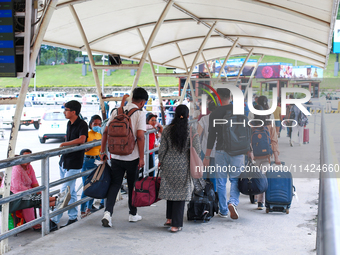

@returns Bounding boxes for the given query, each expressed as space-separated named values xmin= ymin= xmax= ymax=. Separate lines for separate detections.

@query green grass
xmin=0 ymin=61 xmax=178 ymax=87
xmin=1 ymin=55 xmax=340 ymax=89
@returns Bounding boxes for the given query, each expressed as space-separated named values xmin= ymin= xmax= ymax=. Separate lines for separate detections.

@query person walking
xmin=287 ymin=95 xmax=304 ymax=147
xmin=273 ymin=97 xmax=282 ymax=138
xmin=197 ymin=98 xmax=217 ymax=191
xmin=80 ymin=115 xmax=102 ymax=218
xmin=203 ymin=88 xmax=246 ymax=220
xmin=100 ymin=88 xmax=148 ymax=228
xmin=159 ymin=105 xmax=200 ymax=233
xmin=51 ymin=100 xmax=88 ymax=231
xmin=250 ymin=102 xmax=281 ymax=210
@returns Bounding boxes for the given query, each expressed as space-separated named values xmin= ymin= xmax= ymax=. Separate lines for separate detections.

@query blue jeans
xmin=214 ymin=150 xmax=244 ymax=215
xmin=52 ymin=166 xmax=81 ymax=224
xmin=200 ymin=150 xmax=216 ymax=191
xmin=80 ymin=156 xmax=99 ymax=212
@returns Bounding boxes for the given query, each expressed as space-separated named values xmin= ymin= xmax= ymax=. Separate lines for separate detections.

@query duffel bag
xmin=83 ymin=162 xmax=111 ymax=199
xmin=131 ymin=170 xmax=161 ymax=207
xmin=238 ymin=160 xmax=268 ymax=195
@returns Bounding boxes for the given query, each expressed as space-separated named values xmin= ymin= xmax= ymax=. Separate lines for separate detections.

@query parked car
xmin=64 ymin=94 xmax=82 ymax=104
xmin=2 ymin=101 xmax=43 ymax=130
xmin=38 ymin=110 xmax=68 ymax=143
xmin=84 ymin=94 xmax=99 ymax=104
xmin=45 ymin=93 xmax=64 ymax=105
xmin=27 ymin=92 xmax=48 ymax=105
xmin=112 ymin=91 xmax=129 ymax=97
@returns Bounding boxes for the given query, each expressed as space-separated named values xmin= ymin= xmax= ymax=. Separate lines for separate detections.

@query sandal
xmin=164 ymin=219 xmax=171 ymax=227
xmin=32 ymin=224 xmax=41 ymax=231
xmin=170 ymin=227 xmax=182 ymax=233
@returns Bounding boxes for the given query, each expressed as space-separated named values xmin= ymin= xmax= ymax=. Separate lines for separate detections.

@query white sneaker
xmin=218 ymin=211 xmax=228 ymax=218
xmin=129 ymin=213 xmax=142 ymax=222
xmin=55 ymin=186 xmax=71 ymax=210
xmin=101 ymin=211 xmax=112 ymax=227
xmin=289 ymin=140 xmax=294 ymax=147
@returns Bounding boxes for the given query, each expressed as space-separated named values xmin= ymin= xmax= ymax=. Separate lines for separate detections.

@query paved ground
xmin=3 ymin=113 xmax=332 ymax=255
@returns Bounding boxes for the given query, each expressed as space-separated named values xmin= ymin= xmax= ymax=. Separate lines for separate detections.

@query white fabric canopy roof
xmin=43 ymin=0 xmax=339 ymax=69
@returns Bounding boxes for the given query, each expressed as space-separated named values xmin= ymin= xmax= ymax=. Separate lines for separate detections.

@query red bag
xmin=131 ymin=173 xmax=161 ymax=207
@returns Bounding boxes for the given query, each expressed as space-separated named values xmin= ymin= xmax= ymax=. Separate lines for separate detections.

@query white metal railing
xmin=316 ymin=109 xmax=340 ymax=254
xmin=0 ymin=118 xmax=197 ymax=249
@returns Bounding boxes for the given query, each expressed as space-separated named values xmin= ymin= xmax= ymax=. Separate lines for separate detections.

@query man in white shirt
xmin=100 ymin=87 xmax=148 ymax=227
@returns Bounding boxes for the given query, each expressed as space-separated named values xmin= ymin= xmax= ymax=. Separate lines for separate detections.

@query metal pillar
xmin=23 ymin=0 xmax=33 ymax=75
xmin=201 ymin=52 xmax=212 ymax=78
xmin=217 ymin=59 xmax=228 ymax=77
xmin=41 ymin=157 xmax=50 ymax=236
xmin=244 ymin=54 xmax=264 ymax=98
xmin=69 ymin=5 xmax=106 ymax=120
xmin=176 ymin=43 xmax=197 ymax=111
xmin=1 ymin=1 xmax=59 ymax=253
xmin=235 ymin=48 xmax=254 ymax=83
xmin=179 ymin=22 xmax=217 ymax=104
xmin=137 ymin=28 xmax=165 ymax=124
xmin=130 ymin=0 xmax=173 ymax=93
xmin=218 ymin=38 xmax=240 ymax=78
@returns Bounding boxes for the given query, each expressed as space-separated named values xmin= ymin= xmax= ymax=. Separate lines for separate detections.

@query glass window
xmin=44 ymin=112 xmax=66 ymax=121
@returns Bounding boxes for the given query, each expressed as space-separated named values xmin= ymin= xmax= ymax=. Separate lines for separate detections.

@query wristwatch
xmin=100 ymin=151 xmax=105 ymax=155
xmin=204 ymin=156 xmax=210 ymax=159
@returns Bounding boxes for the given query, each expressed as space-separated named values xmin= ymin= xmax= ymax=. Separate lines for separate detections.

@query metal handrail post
xmin=144 ymin=131 xmax=149 ymax=176
xmin=41 ymin=157 xmax=50 ymax=236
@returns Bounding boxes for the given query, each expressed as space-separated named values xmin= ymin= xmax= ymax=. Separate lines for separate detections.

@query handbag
xmin=131 ymin=169 xmax=161 ymax=207
xmin=190 ymin=127 xmax=204 ymax=179
xmin=0 ymin=193 xmax=41 ymax=213
xmin=83 ymin=162 xmax=111 ymax=199
xmin=238 ymin=159 xmax=268 ymax=195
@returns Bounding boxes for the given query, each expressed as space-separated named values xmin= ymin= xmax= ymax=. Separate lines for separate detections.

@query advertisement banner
xmin=292 ymin=66 xmax=323 ymax=79
xmin=334 ymin=20 xmax=340 ymax=53
xmin=255 ymin=63 xmax=292 ymax=79
xmin=215 ymin=58 xmax=257 ymax=77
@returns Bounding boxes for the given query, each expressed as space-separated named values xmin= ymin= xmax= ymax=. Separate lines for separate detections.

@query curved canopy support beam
xmin=238 ymin=0 xmax=330 ymax=28
xmin=128 ymin=34 xmax=324 ymax=59
xmin=131 ymin=0 xmax=174 ymax=91
xmin=162 ymin=45 xmax=326 ymax=67
xmin=179 ymin=22 xmax=217 ymax=104
xmin=88 ymin=18 xmax=326 ymax=50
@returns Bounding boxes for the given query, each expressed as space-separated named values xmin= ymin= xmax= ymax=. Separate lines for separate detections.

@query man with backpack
xmin=203 ymin=88 xmax=251 ymax=220
xmin=99 ymin=88 xmax=148 ymax=227
xmin=288 ymin=95 xmax=308 ymax=147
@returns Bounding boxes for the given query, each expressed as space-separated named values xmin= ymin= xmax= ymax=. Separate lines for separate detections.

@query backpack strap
xmin=117 ymin=107 xmax=124 ymax=115
xmin=126 ymin=108 xmax=141 ymax=117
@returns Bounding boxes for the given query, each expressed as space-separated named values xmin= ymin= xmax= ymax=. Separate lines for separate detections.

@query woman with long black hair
xmin=158 ymin=105 xmax=200 ymax=233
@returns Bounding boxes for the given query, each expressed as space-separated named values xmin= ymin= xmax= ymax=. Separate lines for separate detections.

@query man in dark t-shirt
xmin=51 ymin=100 xmax=88 ymax=231
xmin=203 ymin=88 xmax=246 ymax=220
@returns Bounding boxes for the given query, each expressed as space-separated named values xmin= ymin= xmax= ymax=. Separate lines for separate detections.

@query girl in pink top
xmin=10 ymin=149 xmax=41 ymax=230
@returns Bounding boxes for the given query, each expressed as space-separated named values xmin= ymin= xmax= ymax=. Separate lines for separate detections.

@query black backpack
xmin=222 ymin=110 xmax=251 ymax=156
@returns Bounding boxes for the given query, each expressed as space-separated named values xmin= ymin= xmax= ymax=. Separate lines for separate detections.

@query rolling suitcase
xmin=265 ymin=163 xmax=294 ymax=214
xmin=303 ymin=128 xmax=309 ymax=144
